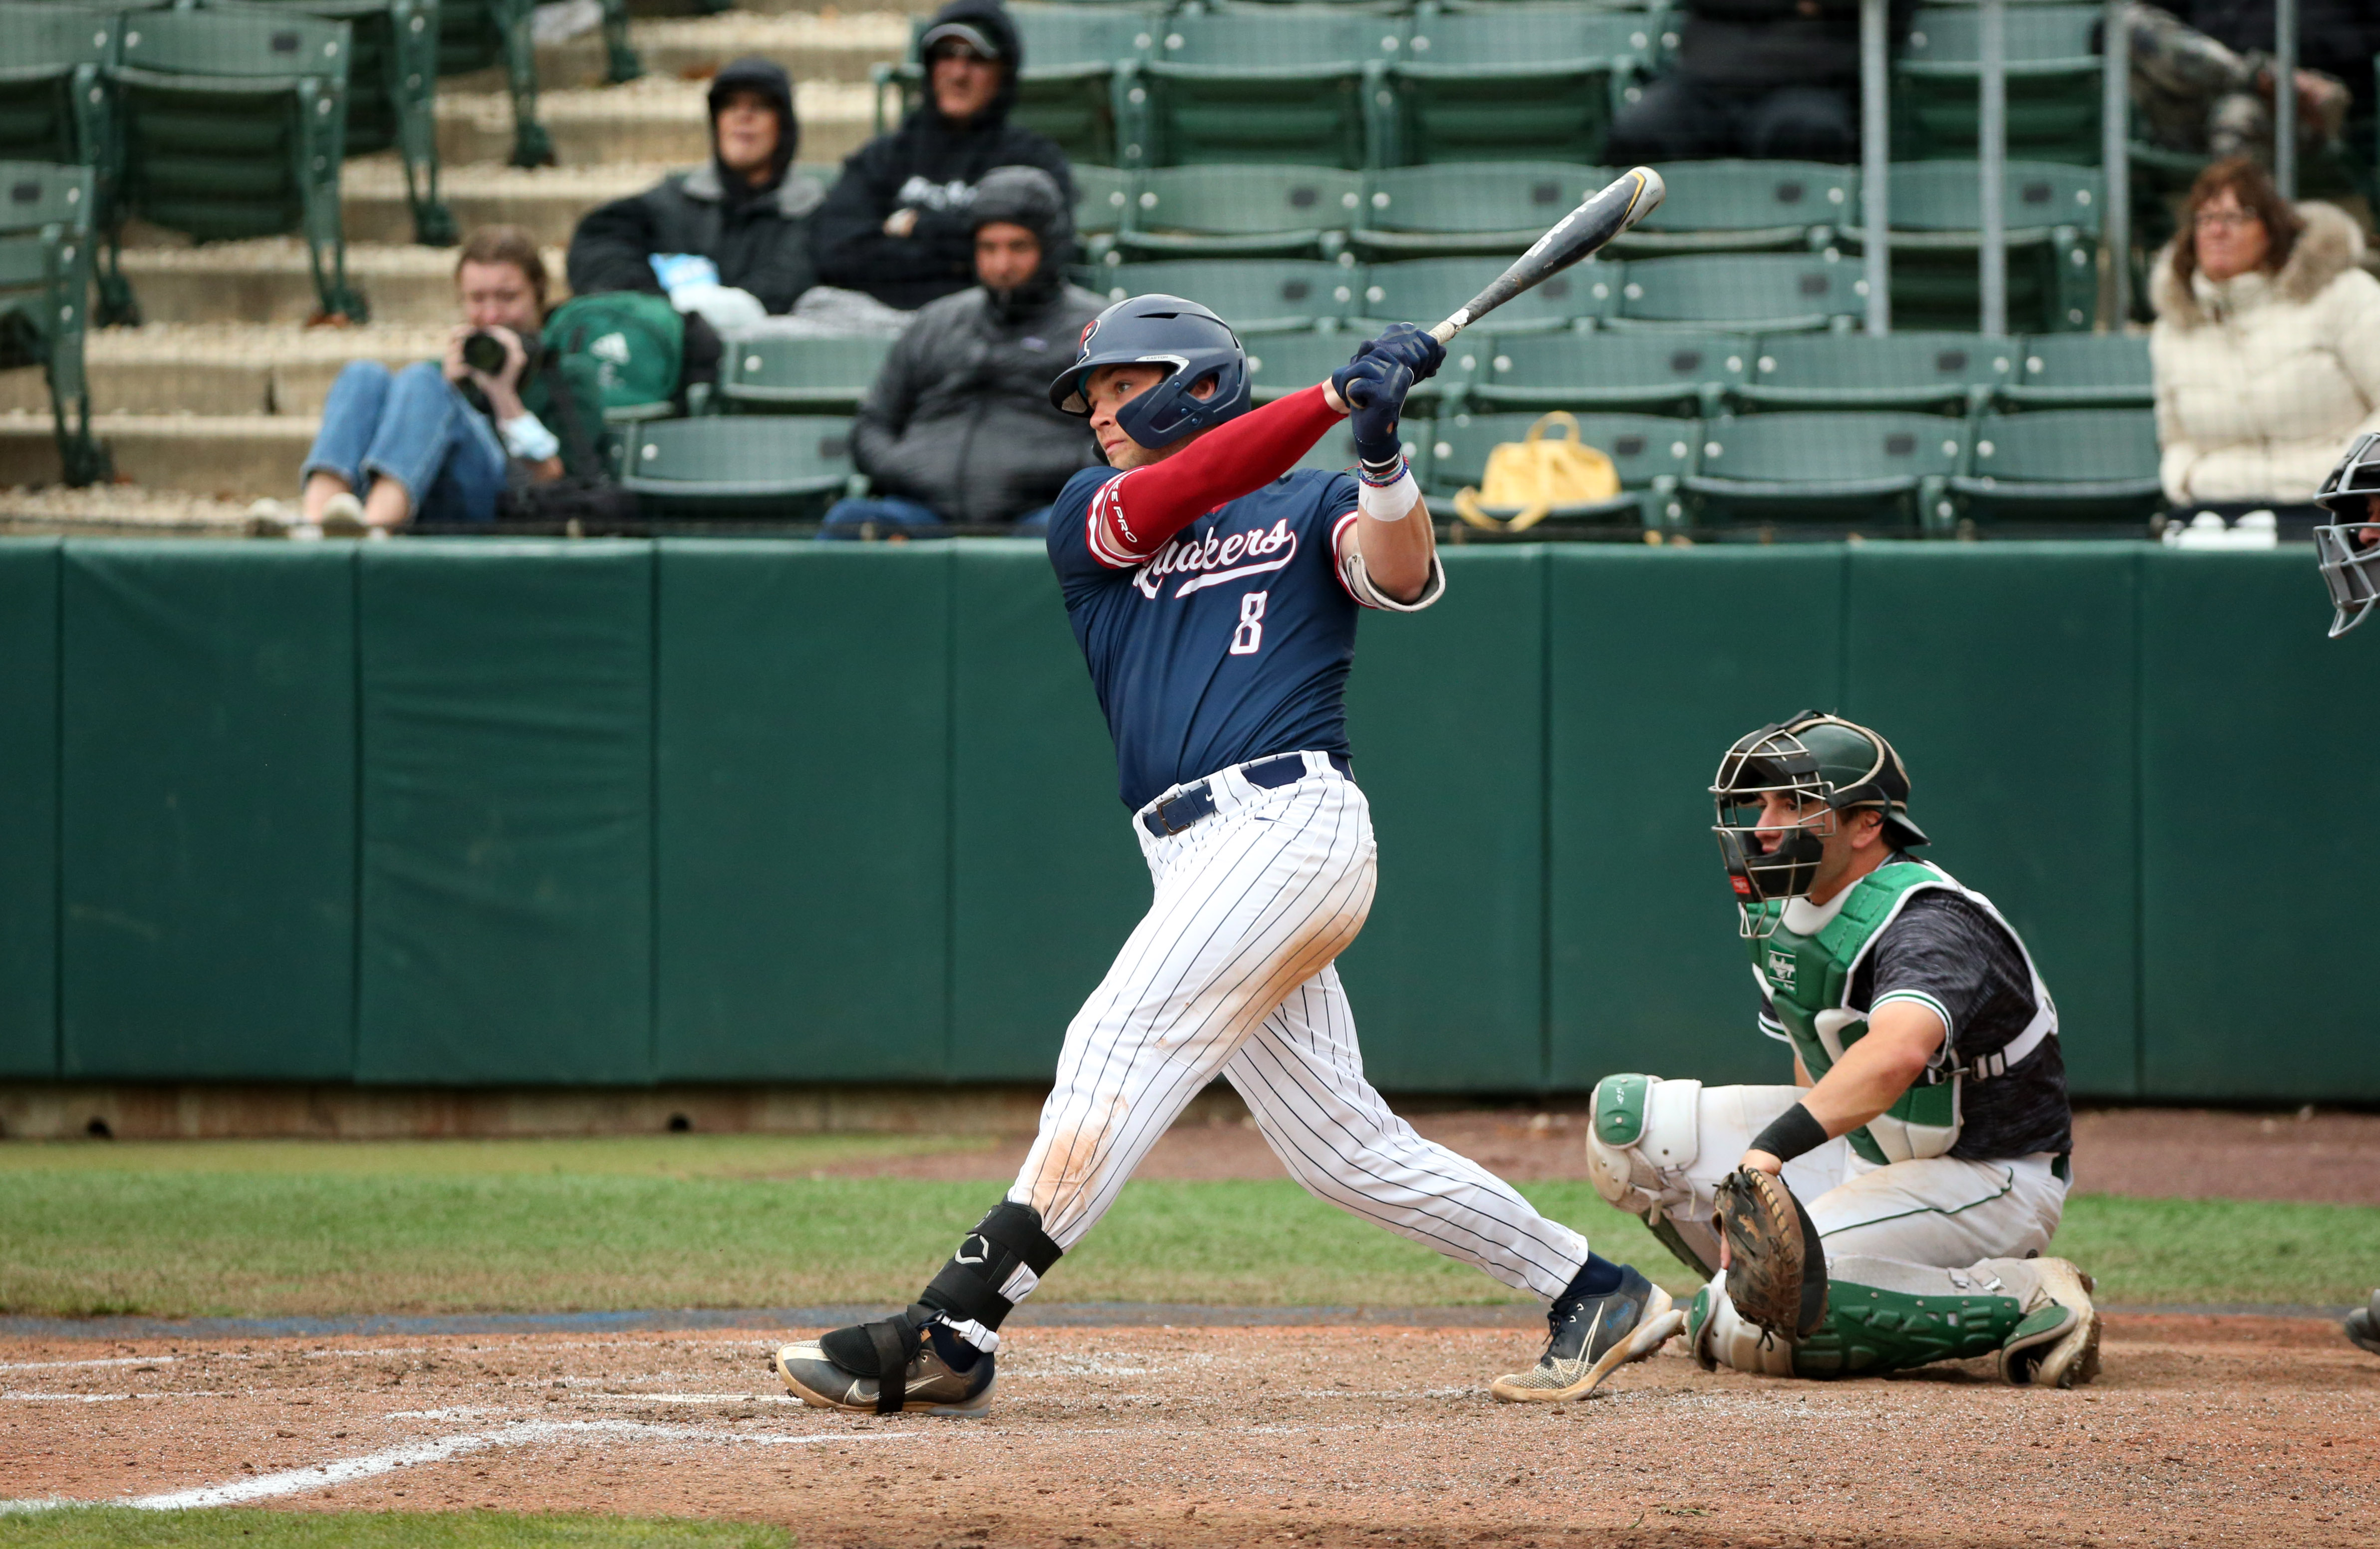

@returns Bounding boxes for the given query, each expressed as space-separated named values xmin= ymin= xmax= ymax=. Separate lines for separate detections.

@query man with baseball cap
xmin=1583 ymin=712 xmax=2105 ymax=1386
xmin=811 ymin=0 xmax=1073 ymax=310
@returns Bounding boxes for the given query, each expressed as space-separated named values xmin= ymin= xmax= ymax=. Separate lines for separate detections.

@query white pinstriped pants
xmin=999 ymin=753 xmax=1592 ymax=1306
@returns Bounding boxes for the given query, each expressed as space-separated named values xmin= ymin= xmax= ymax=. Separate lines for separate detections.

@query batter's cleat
xmin=774 ymin=1315 xmax=997 ymax=1418
xmin=1491 ymin=1263 xmax=1684 ymax=1403
xmin=1997 ymin=1257 xmax=2100 ymax=1389
xmin=2343 ymin=1289 xmax=2380 ymax=1356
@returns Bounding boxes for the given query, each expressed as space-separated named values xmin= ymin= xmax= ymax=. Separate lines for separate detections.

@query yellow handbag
xmin=1452 ymin=411 xmax=1621 ymax=533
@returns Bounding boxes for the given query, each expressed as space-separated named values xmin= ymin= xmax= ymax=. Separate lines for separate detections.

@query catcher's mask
xmin=2313 ymin=430 xmax=2380 ymax=638
xmin=1711 ymin=712 xmax=1928 ymax=936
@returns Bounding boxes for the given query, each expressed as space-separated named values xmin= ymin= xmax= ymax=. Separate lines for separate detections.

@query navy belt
xmin=1142 ymin=752 xmax=1352 ymax=839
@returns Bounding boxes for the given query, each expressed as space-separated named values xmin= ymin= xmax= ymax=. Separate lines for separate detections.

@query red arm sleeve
xmin=1083 ymin=384 xmax=1346 ymax=569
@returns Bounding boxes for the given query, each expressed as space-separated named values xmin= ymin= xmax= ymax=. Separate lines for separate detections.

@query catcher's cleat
xmin=2343 ymin=1290 xmax=2380 ymax=1357
xmin=1997 ymin=1257 xmax=2100 ymax=1389
xmin=1491 ymin=1263 xmax=1684 ymax=1403
xmin=775 ymin=1313 xmax=997 ymax=1418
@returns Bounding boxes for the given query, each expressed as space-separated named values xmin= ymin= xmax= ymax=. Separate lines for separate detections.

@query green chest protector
xmin=1744 ymin=859 xmax=2055 ymax=1167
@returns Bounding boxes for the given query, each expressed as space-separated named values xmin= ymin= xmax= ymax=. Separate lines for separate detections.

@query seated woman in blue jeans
xmin=302 ymin=226 xmax=595 ymax=530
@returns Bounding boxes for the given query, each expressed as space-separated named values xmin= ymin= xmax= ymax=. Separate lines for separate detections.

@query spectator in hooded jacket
xmin=1604 ymin=0 xmax=1912 ymax=164
xmin=2151 ymin=157 xmax=2380 ymax=528
xmin=810 ymin=0 xmax=1073 ymax=311
xmin=567 ymin=56 xmax=820 ymax=326
xmin=820 ymin=166 xmax=1102 ymax=537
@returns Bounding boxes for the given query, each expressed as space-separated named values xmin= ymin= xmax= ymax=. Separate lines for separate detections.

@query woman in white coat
xmin=2151 ymin=156 xmax=2380 ymax=529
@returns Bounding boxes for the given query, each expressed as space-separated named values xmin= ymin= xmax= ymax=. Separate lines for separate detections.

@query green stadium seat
xmin=1421 ymin=408 xmax=1696 ymax=525
xmin=1112 ymin=164 xmax=1362 ymax=261
xmin=1130 ymin=9 xmax=1407 ymax=169
xmin=1842 ymin=161 xmax=2101 ymax=332
xmin=1682 ymin=410 xmax=1966 ymax=528
xmin=1463 ymin=329 xmax=1746 ymax=417
xmin=1996 ymin=332 xmax=2151 ymax=409
xmin=717 ymin=335 xmax=896 ymax=417
xmin=1729 ymin=331 xmax=2014 ymax=413
xmin=1945 ymin=407 xmax=2162 ymax=528
xmin=1245 ymin=328 xmax=1356 ymax=404
xmin=1384 ymin=6 xmax=1650 ymax=165
xmin=1605 ymin=159 xmax=1852 ymax=257
xmin=1092 ymin=258 xmax=1359 ymax=332
xmin=0 ymin=5 xmax=134 ymax=321
xmin=206 ymin=0 xmax=452 ymax=245
xmin=1357 ymin=254 xmax=1610 ymax=333
xmin=110 ymin=6 xmax=365 ymax=319
xmin=433 ymin=0 xmax=552 ymax=167
xmin=1893 ymin=3 xmax=2102 ymax=164
xmin=0 ymin=160 xmax=106 ymax=485
xmin=1349 ymin=161 xmax=1603 ymax=260
xmin=1074 ymin=162 xmax=1132 ymax=254
xmin=621 ymin=415 xmax=858 ymax=521
xmin=1607 ymin=253 xmax=1866 ymax=332
xmin=879 ymin=5 xmax=1157 ymax=166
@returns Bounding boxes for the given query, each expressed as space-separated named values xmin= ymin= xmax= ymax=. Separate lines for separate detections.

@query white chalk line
xmin=0 ymin=1417 xmax=922 ymax=1514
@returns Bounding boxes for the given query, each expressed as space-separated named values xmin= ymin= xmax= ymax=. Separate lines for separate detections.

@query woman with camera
xmin=297 ymin=227 xmax=602 ymax=532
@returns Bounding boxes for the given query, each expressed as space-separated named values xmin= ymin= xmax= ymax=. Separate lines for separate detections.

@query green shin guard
xmin=1791 ymin=1280 xmax=2030 ymax=1378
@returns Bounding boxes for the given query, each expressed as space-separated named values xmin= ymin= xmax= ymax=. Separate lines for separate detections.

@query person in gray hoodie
xmin=821 ymin=166 xmax=1102 ymax=536
xmin=566 ymin=56 xmax=821 ymax=316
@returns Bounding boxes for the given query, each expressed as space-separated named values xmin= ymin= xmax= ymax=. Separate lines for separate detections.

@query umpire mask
xmin=1711 ymin=712 xmax=1927 ymax=937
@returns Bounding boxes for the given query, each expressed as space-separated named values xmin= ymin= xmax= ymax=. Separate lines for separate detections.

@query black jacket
xmin=852 ymin=282 xmax=1104 ymax=524
xmin=565 ymin=57 xmax=821 ymax=314
xmin=810 ymin=0 xmax=1073 ymax=310
xmin=1675 ymin=0 xmax=1914 ymax=88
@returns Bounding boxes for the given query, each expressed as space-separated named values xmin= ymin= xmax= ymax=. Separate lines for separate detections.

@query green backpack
xmin=541 ymin=292 xmax=684 ymax=416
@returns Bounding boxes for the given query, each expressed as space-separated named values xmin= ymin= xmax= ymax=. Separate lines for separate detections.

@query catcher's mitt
xmin=1714 ymin=1167 xmax=1829 ymax=1339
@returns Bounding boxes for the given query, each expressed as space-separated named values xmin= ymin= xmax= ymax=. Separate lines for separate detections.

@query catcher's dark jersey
xmin=1760 ymin=888 xmax=2072 ymax=1164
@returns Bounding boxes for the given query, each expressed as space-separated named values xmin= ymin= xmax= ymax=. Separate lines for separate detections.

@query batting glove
xmin=1333 ymin=354 xmax=1416 ymax=465
xmin=1361 ymin=321 xmax=1447 ymax=384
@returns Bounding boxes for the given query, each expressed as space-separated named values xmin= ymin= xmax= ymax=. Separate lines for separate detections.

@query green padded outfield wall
xmin=356 ymin=543 xmax=655 ymax=1085
xmin=2139 ymin=550 xmax=2380 ymax=1101
xmin=655 ymin=544 xmax=951 ymax=1082
xmin=1842 ymin=545 xmax=2141 ymax=1098
xmin=1340 ymin=547 xmax=1546 ymax=1091
xmin=13 ymin=540 xmax=2378 ymax=1099
xmin=0 ymin=540 xmax=58 ymax=1076
xmin=59 ymin=545 xmax=356 ymax=1080
xmin=1545 ymin=547 xmax=1846 ymax=1089
xmin=947 ymin=542 xmax=1147 ymax=1083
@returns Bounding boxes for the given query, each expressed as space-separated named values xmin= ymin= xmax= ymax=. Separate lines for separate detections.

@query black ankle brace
xmin=918 ymin=1201 xmax=1064 ymax=1332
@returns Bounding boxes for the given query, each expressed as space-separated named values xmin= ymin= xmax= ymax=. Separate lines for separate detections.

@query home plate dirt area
xmin=3 ymin=1314 xmax=2374 ymax=1548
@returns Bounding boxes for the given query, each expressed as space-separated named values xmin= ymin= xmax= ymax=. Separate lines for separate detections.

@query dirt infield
xmin=5 ymin=1313 xmax=2375 ymax=1547
xmin=819 ymin=1105 xmax=2380 ymax=1206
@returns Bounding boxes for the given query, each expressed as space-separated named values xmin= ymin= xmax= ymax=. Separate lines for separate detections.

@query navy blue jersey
xmin=1049 ymin=464 xmax=1369 ymax=811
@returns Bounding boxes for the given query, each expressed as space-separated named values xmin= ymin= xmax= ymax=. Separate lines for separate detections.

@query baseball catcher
xmin=1585 ymin=713 xmax=2102 ymax=1386
xmin=2314 ymin=429 xmax=2380 ymax=637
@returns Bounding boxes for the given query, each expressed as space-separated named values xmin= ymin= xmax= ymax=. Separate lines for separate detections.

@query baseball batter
xmin=775 ymin=295 xmax=1678 ymax=1416
xmin=1586 ymin=712 xmax=2103 ymax=1385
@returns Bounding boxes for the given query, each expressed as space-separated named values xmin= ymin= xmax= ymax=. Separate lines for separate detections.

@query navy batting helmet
xmin=1049 ymin=294 xmax=1251 ymax=451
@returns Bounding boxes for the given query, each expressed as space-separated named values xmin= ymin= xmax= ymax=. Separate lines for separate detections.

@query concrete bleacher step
xmin=434 ymin=77 xmax=875 ymax=170
xmin=0 ymin=324 xmax=450 ymax=420
xmin=0 ymin=413 xmax=314 ymax=501
xmin=111 ymin=238 xmax=568 ymax=325
xmin=339 ymin=160 xmax=669 ymax=248
xmin=446 ymin=10 xmax=913 ymax=92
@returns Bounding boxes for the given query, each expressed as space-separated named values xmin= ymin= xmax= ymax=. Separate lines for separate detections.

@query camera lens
xmin=461 ymin=330 xmax=506 ymax=375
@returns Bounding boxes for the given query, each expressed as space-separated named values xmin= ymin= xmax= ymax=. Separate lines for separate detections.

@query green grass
xmin=0 ymin=1509 xmax=783 ymax=1548
xmin=0 ymin=1141 xmax=2370 ymax=1318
